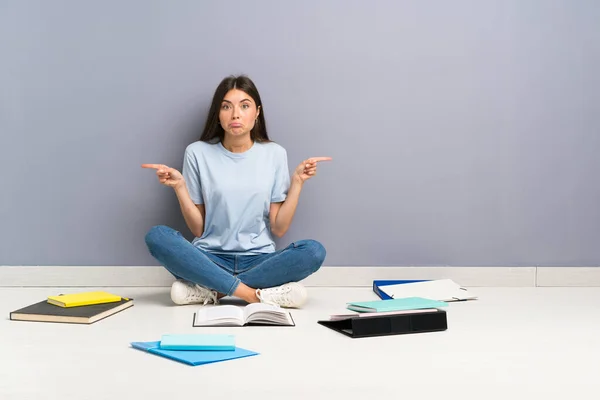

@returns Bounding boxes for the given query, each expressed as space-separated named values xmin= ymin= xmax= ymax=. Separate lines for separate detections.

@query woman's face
xmin=219 ymin=89 xmax=260 ymax=138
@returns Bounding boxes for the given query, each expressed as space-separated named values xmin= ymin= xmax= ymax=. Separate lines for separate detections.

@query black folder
xmin=317 ymin=309 xmax=447 ymax=338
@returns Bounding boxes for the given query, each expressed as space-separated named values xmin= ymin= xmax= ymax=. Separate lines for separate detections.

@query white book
xmin=193 ymin=303 xmax=295 ymax=327
xmin=379 ymin=279 xmax=478 ymax=302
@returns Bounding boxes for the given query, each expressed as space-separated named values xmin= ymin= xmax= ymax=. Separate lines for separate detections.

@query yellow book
xmin=47 ymin=291 xmax=123 ymax=308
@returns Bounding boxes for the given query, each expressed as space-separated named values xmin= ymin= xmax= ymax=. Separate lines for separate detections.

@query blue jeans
xmin=144 ymin=225 xmax=326 ymax=295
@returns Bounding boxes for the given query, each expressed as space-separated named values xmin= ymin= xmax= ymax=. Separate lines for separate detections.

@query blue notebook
xmin=159 ymin=334 xmax=235 ymax=351
xmin=346 ymin=297 xmax=448 ymax=312
xmin=131 ymin=341 xmax=258 ymax=366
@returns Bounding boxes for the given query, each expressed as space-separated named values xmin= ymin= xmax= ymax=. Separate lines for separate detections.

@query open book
xmin=193 ymin=303 xmax=295 ymax=327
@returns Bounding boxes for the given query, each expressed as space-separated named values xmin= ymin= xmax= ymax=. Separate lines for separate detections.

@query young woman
xmin=142 ymin=75 xmax=331 ymax=308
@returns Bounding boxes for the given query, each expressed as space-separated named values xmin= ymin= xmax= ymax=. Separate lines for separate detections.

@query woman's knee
xmin=144 ymin=225 xmax=175 ymax=249
xmin=295 ymin=239 xmax=327 ymax=271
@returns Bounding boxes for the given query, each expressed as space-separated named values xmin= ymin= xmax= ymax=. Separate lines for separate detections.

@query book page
xmin=194 ymin=305 xmax=244 ymax=326
xmin=244 ymin=303 xmax=293 ymax=325
xmin=243 ymin=303 xmax=281 ymax=320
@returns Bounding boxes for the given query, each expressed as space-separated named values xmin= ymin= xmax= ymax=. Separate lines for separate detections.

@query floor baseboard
xmin=0 ymin=265 xmax=541 ymax=287
xmin=2 ymin=265 xmax=600 ymax=287
xmin=536 ymin=267 xmax=600 ymax=287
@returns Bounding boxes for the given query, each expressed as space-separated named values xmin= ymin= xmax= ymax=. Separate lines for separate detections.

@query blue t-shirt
xmin=182 ymin=140 xmax=290 ymax=255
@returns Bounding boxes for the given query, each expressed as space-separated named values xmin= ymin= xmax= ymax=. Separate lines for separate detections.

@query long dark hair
xmin=199 ymin=75 xmax=270 ymax=143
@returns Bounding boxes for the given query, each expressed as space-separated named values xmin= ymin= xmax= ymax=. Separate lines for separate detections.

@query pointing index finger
xmin=141 ymin=163 xmax=166 ymax=170
xmin=308 ymin=157 xmax=333 ymax=163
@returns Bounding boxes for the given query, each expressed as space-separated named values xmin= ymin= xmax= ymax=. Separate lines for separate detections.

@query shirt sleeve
xmin=271 ymin=147 xmax=290 ymax=203
xmin=182 ymin=146 xmax=204 ymax=204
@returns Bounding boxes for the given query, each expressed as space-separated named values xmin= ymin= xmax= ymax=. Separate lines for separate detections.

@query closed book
xmin=10 ymin=298 xmax=133 ymax=324
xmin=47 ymin=291 xmax=123 ymax=307
xmin=159 ymin=334 xmax=235 ymax=351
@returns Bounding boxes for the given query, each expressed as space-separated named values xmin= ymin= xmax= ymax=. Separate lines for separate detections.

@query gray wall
xmin=1 ymin=0 xmax=599 ymax=267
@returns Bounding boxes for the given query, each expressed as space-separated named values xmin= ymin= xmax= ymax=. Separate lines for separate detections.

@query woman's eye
xmin=242 ymin=104 xmax=249 ymax=109
xmin=221 ymin=104 xmax=230 ymax=110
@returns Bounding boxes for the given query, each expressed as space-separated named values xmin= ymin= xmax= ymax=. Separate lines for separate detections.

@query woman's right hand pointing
xmin=141 ymin=164 xmax=185 ymax=189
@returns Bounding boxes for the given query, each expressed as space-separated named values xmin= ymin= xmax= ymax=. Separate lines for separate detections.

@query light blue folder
xmin=131 ymin=341 xmax=258 ymax=366
xmin=159 ymin=334 xmax=235 ymax=351
xmin=346 ymin=297 xmax=448 ymax=312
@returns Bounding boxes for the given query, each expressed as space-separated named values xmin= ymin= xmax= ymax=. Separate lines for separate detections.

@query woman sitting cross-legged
xmin=142 ymin=75 xmax=331 ymax=308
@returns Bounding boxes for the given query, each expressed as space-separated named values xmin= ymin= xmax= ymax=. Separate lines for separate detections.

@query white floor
xmin=2 ymin=286 xmax=600 ymax=400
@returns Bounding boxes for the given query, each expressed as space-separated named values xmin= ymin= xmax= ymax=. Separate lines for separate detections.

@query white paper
xmin=380 ymin=279 xmax=477 ymax=301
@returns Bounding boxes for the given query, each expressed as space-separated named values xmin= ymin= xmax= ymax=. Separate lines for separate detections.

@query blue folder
xmin=373 ymin=280 xmax=430 ymax=300
xmin=159 ymin=334 xmax=236 ymax=351
xmin=131 ymin=341 xmax=258 ymax=366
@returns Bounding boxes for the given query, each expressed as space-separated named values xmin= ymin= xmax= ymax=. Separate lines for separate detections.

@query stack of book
xmin=9 ymin=291 xmax=133 ymax=324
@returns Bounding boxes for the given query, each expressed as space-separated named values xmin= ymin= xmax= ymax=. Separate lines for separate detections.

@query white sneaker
xmin=256 ymin=282 xmax=307 ymax=308
xmin=170 ymin=279 xmax=219 ymax=306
